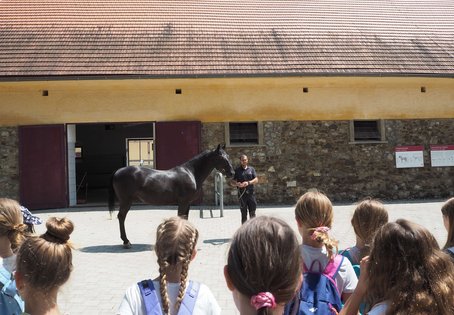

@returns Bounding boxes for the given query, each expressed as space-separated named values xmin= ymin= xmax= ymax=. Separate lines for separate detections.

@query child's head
xmin=367 ymin=219 xmax=454 ymax=314
xmin=225 ymin=216 xmax=301 ymax=315
xmin=15 ymin=217 xmax=74 ymax=292
xmin=351 ymin=198 xmax=388 ymax=258
xmin=294 ymin=190 xmax=338 ymax=258
xmin=155 ymin=216 xmax=199 ymax=314
xmin=441 ymin=197 xmax=454 ymax=249
xmin=0 ymin=198 xmax=28 ymax=252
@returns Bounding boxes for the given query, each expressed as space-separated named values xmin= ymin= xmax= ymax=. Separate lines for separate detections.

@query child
xmin=441 ymin=197 xmax=454 ymax=258
xmin=14 ymin=216 xmax=75 ymax=315
xmin=224 ymin=216 xmax=302 ymax=315
xmin=0 ymin=198 xmax=28 ymax=315
xmin=340 ymin=219 xmax=454 ymax=315
xmin=118 ymin=216 xmax=220 ymax=315
xmin=294 ymin=191 xmax=358 ymax=306
xmin=341 ymin=198 xmax=388 ymax=268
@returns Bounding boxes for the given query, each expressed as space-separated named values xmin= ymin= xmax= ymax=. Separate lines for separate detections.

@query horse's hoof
xmin=123 ymin=242 xmax=132 ymax=249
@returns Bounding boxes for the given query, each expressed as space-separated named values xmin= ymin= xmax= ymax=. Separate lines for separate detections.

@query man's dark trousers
xmin=239 ymin=190 xmax=257 ymax=224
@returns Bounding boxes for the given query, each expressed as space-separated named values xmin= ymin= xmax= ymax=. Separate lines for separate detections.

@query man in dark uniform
xmin=230 ymin=154 xmax=258 ymax=224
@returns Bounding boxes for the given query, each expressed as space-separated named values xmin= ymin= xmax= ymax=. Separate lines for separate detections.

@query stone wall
xmin=201 ymin=119 xmax=454 ymax=205
xmin=0 ymin=127 xmax=19 ymax=199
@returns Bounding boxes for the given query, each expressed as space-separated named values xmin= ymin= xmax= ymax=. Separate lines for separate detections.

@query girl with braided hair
xmin=294 ymin=190 xmax=358 ymax=304
xmin=118 ymin=216 xmax=220 ymax=315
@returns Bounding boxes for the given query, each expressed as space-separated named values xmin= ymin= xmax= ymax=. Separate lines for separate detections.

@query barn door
xmin=155 ymin=121 xmax=201 ymax=170
xmin=19 ymin=125 xmax=68 ymax=209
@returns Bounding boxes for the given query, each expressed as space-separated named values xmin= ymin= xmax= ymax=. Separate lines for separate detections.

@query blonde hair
xmin=227 ymin=216 xmax=301 ymax=315
xmin=441 ymin=197 xmax=454 ymax=249
xmin=351 ymin=198 xmax=388 ymax=259
xmin=367 ymin=219 xmax=454 ymax=315
xmin=16 ymin=217 xmax=74 ymax=291
xmin=0 ymin=198 xmax=28 ymax=250
xmin=155 ymin=217 xmax=198 ymax=314
xmin=295 ymin=190 xmax=338 ymax=258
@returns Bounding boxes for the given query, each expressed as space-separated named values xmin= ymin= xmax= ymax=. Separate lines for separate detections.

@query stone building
xmin=0 ymin=0 xmax=453 ymax=209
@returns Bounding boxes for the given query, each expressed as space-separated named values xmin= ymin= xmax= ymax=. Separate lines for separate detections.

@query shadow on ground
xmin=79 ymin=244 xmax=153 ymax=253
xmin=203 ymin=238 xmax=231 ymax=245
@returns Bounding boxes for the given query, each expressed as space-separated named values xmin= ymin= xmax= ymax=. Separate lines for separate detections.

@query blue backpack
xmin=137 ymin=279 xmax=200 ymax=315
xmin=340 ymin=248 xmax=361 ymax=278
xmin=285 ymin=255 xmax=344 ymax=315
xmin=0 ymin=267 xmax=24 ymax=315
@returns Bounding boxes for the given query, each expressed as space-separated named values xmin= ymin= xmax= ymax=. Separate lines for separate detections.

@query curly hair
xmin=366 ymin=219 xmax=454 ymax=315
xmin=351 ymin=198 xmax=388 ymax=260
xmin=441 ymin=197 xmax=454 ymax=249
xmin=155 ymin=217 xmax=198 ymax=314
xmin=295 ymin=190 xmax=338 ymax=259
xmin=226 ymin=216 xmax=301 ymax=315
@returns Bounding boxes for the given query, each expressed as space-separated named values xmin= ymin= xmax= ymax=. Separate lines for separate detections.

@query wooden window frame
xmin=349 ymin=119 xmax=387 ymax=144
xmin=225 ymin=122 xmax=264 ymax=146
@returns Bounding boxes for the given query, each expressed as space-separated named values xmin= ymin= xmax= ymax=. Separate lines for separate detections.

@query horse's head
xmin=214 ymin=144 xmax=235 ymax=178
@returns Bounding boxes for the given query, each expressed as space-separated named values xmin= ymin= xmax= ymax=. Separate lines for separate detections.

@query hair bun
xmin=43 ymin=217 xmax=74 ymax=244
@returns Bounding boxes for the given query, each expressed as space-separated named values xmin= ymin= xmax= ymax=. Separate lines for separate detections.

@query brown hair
xmin=155 ymin=217 xmax=199 ymax=314
xmin=227 ymin=216 xmax=301 ymax=315
xmin=367 ymin=219 xmax=454 ymax=315
xmin=441 ymin=197 xmax=454 ymax=249
xmin=295 ymin=190 xmax=338 ymax=258
xmin=351 ymin=198 xmax=388 ymax=259
xmin=16 ymin=217 xmax=74 ymax=291
xmin=0 ymin=198 xmax=28 ymax=250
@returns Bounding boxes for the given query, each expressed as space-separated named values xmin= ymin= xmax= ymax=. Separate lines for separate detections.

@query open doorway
xmin=69 ymin=122 xmax=154 ymax=205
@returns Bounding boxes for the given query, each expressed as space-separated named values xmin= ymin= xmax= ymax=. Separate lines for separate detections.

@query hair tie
xmin=250 ymin=292 xmax=276 ymax=310
xmin=310 ymin=226 xmax=330 ymax=240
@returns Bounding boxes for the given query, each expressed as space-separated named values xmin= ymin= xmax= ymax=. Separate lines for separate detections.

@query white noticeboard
xmin=395 ymin=146 xmax=424 ymax=168
xmin=431 ymin=145 xmax=454 ymax=167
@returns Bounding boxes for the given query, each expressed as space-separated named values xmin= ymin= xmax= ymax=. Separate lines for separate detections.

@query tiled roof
xmin=0 ymin=0 xmax=453 ymax=78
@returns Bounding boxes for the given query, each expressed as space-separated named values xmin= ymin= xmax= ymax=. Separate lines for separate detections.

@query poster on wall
xmin=430 ymin=145 xmax=454 ymax=167
xmin=395 ymin=146 xmax=424 ymax=168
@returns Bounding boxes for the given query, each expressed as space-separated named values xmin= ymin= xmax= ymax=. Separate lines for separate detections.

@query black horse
xmin=108 ymin=144 xmax=235 ymax=248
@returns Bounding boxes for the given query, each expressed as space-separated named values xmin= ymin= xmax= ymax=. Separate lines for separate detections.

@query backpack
xmin=285 ymin=255 xmax=344 ymax=315
xmin=446 ymin=247 xmax=454 ymax=260
xmin=340 ymin=248 xmax=361 ymax=278
xmin=137 ymin=279 xmax=200 ymax=315
xmin=0 ymin=267 xmax=24 ymax=315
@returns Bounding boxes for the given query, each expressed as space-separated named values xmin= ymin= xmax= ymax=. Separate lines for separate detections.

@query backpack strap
xmin=137 ymin=279 xmax=162 ymax=315
xmin=178 ymin=280 xmax=200 ymax=314
xmin=323 ymin=255 xmax=344 ymax=281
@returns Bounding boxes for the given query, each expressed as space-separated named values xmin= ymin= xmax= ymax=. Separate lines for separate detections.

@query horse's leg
xmin=118 ymin=201 xmax=132 ymax=249
xmin=177 ymin=203 xmax=190 ymax=220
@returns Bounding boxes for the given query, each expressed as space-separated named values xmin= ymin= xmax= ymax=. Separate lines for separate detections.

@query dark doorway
xmin=75 ymin=122 xmax=154 ymax=204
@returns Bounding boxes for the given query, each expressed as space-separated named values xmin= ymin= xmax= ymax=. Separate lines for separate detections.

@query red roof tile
xmin=0 ymin=0 xmax=453 ymax=78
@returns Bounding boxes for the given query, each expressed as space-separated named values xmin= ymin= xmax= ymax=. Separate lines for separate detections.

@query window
xmin=350 ymin=120 xmax=386 ymax=143
xmin=126 ymin=138 xmax=154 ymax=167
xmin=226 ymin=122 xmax=263 ymax=146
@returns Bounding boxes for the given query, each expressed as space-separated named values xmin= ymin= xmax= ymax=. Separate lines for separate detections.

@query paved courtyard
xmin=32 ymin=200 xmax=448 ymax=314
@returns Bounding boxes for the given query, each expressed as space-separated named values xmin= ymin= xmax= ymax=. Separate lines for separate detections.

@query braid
xmin=159 ymin=261 xmax=171 ymax=314
xmin=175 ymin=229 xmax=198 ymax=312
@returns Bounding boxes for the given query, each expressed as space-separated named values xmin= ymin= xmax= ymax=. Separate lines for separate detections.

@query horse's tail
xmin=108 ymin=173 xmax=116 ymax=215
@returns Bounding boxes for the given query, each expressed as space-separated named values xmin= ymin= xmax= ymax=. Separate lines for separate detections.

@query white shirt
xmin=0 ymin=254 xmax=16 ymax=273
xmin=367 ymin=301 xmax=389 ymax=315
xmin=300 ymin=244 xmax=358 ymax=294
xmin=117 ymin=279 xmax=221 ymax=315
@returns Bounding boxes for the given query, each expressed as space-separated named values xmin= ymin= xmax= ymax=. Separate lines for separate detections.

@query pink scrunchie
xmin=310 ymin=226 xmax=330 ymax=240
xmin=250 ymin=292 xmax=276 ymax=310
